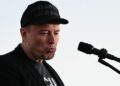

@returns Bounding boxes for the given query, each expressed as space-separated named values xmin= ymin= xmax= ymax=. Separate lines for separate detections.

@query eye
xmin=54 ymin=30 xmax=60 ymax=35
xmin=39 ymin=31 xmax=49 ymax=36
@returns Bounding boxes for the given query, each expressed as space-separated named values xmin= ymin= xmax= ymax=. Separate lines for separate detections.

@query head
xmin=20 ymin=1 xmax=68 ymax=63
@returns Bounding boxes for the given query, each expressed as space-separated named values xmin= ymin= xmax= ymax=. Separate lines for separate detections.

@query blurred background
xmin=0 ymin=0 xmax=120 ymax=85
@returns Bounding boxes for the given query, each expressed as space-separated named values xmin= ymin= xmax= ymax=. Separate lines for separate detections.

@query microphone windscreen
xmin=78 ymin=42 xmax=93 ymax=54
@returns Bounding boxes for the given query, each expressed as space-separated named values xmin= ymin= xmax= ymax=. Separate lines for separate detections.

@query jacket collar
xmin=13 ymin=44 xmax=36 ymax=64
xmin=13 ymin=44 xmax=46 ymax=85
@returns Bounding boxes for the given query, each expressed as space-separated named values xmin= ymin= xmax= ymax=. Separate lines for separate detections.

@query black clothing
xmin=35 ymin=62 xmax=58 ymax=85
xmin=0 ymin=44 xmax=64 ymax=86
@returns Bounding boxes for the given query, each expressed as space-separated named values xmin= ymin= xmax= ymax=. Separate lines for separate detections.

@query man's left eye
xmin=55 ymin=30 xmax=60 ymax=35
xmin=39 ymin=31 xmax=48 ymax=35
xmin=54 ymin=32 xmax=59 ymax=35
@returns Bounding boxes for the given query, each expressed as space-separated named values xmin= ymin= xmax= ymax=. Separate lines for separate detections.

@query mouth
xmin=47 ymin=48 xmax=56 ymax=53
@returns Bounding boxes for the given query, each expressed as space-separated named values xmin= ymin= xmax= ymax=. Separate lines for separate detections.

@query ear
xmin=20 ymin=28 xmax=28 ymax=41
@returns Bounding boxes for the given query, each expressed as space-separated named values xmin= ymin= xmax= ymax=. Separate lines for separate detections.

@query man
xmin=0 ymin=1 xmax=68 ymax=86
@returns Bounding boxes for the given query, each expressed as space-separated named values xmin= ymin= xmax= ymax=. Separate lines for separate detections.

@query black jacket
xmin=0 ymin=44 xmax=64 ymax=86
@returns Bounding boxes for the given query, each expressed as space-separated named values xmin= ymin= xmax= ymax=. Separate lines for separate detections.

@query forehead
xmin=31 ymin=24 xmax=60 ymax=30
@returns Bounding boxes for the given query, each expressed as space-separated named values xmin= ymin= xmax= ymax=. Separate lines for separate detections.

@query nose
xmin=48 ymin=34 xmax=55 ymax=44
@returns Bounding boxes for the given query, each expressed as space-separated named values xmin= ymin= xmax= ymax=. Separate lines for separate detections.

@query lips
xmin=48 ymin=48 xmax=56 ymax=53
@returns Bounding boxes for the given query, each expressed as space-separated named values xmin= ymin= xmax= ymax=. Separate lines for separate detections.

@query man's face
xmin=21 ymin=24 xmax=60 ymax=61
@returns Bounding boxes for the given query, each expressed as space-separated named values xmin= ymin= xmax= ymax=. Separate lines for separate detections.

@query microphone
xmin=78 ymin=42 xmax=120 ymax=62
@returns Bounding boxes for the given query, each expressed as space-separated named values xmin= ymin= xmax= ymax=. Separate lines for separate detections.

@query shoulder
xmin=0 ymin=51 xmax=17 ymax=66
xmin=0 ymin=48 xmax=26 ymax=75
xmin=0 ymin=45 xmax=25 ymax=69
xmin=0 ymin=50 xmax=17 ymax=62
xmin=0 ymin=44 xmax=26 ymax=65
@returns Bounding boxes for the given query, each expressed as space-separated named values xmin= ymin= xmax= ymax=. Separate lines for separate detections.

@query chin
xmin=45 ymin=54 xmax=55 ymax=60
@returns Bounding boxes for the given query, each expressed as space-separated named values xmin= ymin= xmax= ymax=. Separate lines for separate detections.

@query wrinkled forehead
xmin=29 ymin=24 xmax=60 ymax=31
xmin=36 ymin=23 xmax=60 ymax=27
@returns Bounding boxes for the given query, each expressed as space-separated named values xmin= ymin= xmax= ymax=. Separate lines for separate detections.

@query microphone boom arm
xmin=78 ymin=42 xmax=120 ymax=74
xmin=97 ymin=48 xmax=120 ymax=74
xmin=98 ymin=48 xmax=120 ymax=62
xmin=98 ymin=58 xmax=120 ymax=74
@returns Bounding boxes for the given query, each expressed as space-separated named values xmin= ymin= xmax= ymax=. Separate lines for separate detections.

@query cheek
xmin=55 ymin=36 xmax=59 ymax=44
xmin=33 ymin=37 xmax=47 ymax=49
xmin=31 ymin=40 xmax=45 ymax=55
xmin=57 ymin=37 xmax=59 ymax=42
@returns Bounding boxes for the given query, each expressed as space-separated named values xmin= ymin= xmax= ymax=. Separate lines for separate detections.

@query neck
xmin=21 ymin=43 xmax=43 ymax=64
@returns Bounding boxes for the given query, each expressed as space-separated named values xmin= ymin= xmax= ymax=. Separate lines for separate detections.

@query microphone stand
xmin=97 ymin=48 xmax=120 ymax=74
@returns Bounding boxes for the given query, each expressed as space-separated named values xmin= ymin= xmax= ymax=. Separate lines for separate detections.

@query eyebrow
xmin=39 ymin=29 xmax=60 ymax=32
